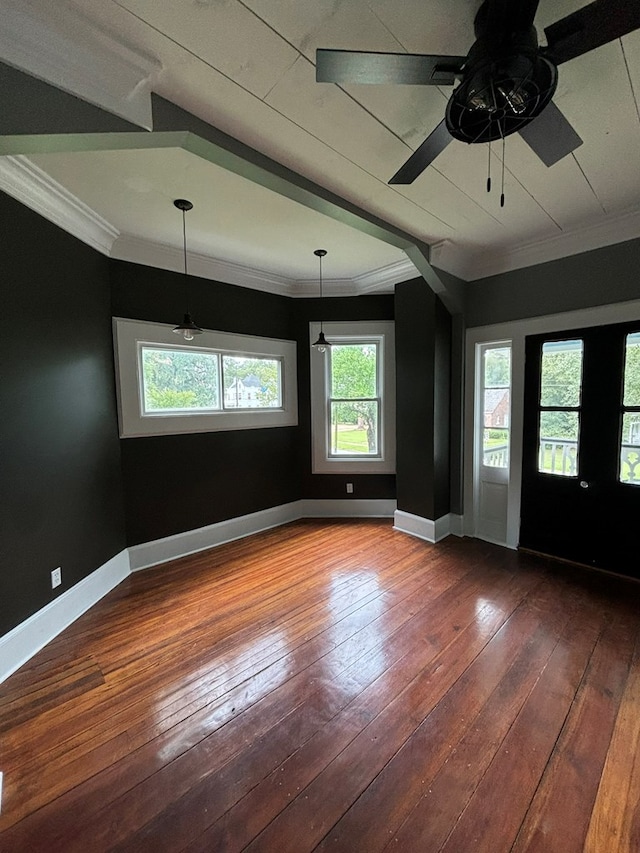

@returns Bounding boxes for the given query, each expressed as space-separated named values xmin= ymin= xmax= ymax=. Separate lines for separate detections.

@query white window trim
xmin=310 ymin=320 xmax=395 ymax=474
xmin=114 ymin=318 xmax=298 ymax=438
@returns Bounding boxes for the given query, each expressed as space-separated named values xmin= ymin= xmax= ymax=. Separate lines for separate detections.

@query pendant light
xmin=311 ymin=248 xmax=329 ymax=352
xmin=172 ymin=198 xmax=203 ymax=341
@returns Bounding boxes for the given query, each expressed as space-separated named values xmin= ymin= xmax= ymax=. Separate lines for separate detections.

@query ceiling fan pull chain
xmin=500 ymin=135 xmax=506 ymax=207
xmin=487 ymin=140 xmax=492 ymax=193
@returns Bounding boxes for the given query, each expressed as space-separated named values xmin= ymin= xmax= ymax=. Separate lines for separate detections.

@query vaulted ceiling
xmin=1 ymin=0 xmax=639 ymax=294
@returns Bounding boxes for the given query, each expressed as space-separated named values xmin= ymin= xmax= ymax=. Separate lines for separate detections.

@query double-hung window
xmin=310 ymin=321 xmax=395 ymax=474
xmin=114 ymin=318 xmax=297 ymax=437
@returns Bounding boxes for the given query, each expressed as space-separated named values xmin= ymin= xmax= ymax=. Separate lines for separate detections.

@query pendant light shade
xmin=311 ymin=248 xmax=329 ymax=352
xmin=172 ymin=198 xmax=203 ymax=341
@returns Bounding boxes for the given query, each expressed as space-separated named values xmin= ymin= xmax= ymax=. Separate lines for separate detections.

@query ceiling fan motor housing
xmin=446 ymin=20 xmax=558 ymax=144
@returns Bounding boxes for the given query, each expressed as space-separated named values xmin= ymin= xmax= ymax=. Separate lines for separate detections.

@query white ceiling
xmin=1 ymin=0 xmax=640 ymax=293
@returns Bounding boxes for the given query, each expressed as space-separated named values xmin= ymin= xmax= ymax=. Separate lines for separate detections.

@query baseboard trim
xmin=1 ymin=498 xmax=398 ymax=680
xmin=129 ymin=499 xmax=397 ymax=570
xmin=297 ymin=498 xmax=397 ymax=519
xmin=0 ymin=549 xmax=130 ymax=685
xmin=393 ymin=510 xmax=462 ymax=543
xmin=128 ymin=502 xmax=302 ymax=571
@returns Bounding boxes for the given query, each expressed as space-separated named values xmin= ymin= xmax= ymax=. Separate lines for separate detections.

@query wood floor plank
xmin=219 ymin=570 xmax=540 ymax=852
xmin=583 ymin=631 xmax=640 ymax=853
xmin=510 ymin=607 xmax=639 ymax=852
xmin=0 ymin=537 xmax=466 ymax=832
xmin=432 ymin=610 xmax=607 ymax=852
xmin=103 ymin=553 xmax=535 ymax=853
xmin=0 ymin=521 xmax=638 ymax=853
xmin=315 ymin=573 xmax=578 ymax=852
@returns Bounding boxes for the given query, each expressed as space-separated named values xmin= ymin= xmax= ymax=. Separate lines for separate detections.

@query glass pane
xmin=483 ymin=428 xmax=509 ymax=468
xmin=620 ymin=413 xmax=640 ymax=485
xmin=222 ymin=356 xmax=281 ymax=409
xmin=484 ymin=387 xmax=510 ymax=429
xmin=540 ymin=339 xmax=583 ymax=407
xmin=623 ymin=332 xmax=640 ymax=407
xmin=538 ymin=411 xmax=579 ymax=476
xmin=484 ymin=347 xmax=510 ymax=388
xmin=141 ymin=347 xmax=219 ymax=412
xmin=330 ymin=343 xmax=377 ymax=399
xmin=330 ymin=400 xmax=378 ymax=455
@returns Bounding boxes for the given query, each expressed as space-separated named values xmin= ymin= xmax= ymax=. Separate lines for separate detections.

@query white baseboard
xmin=129 ymin=498 xmax=397 ymax=571
xmin=297 ymin=498 xmax=397 ymax=519
xmin=128 ymin=502 xmax=302 ymax=571
xmin=393 ymin=510 xmax=463 ymax=543
xmin=0 ymin=549 xmax=130 ymax=685
xmin=0 ymin=498 xmax=399 ymax=681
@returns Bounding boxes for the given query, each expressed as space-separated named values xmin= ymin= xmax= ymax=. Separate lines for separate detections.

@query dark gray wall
xmin=395 ymin=278 xmax=451 ymax=521
xmin=466 ymin=238 xmax=640 ymax=328
xmin=111 ymin=260 xmax=300 ymax=546
xmin=0 ymin=193 xmax=126 ymax=636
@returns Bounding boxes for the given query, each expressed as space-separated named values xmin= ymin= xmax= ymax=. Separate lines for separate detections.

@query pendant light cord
xmin=182 ymin=208 xmax=190 ymax=315
xmin=319 ymin=251 xmax=324 ymax=335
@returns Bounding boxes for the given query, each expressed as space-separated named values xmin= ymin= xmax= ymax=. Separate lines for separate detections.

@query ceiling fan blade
xmin=389 ymin=120 xmax=453 ymax=184
xmin=518 ymin=101 xmax=583 ymax=166
xmin=316 ymin=50 xmax=466 ymax=86
xmin=544 ymin=0 xmax=640 ymax=65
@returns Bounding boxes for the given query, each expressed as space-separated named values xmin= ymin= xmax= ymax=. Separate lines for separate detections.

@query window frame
xmin=309 ymin=320 xmax=395 ymax=474
xmin=114 ymin=318 xmax=297 ymax=438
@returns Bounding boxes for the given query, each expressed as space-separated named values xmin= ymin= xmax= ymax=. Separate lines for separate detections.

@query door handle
xmin=579 ymin=480 xmax=590 ymax=489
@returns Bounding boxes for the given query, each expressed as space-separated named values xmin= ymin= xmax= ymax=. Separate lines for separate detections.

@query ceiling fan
xmin=316 ymin=0 xmax=640 ymax=186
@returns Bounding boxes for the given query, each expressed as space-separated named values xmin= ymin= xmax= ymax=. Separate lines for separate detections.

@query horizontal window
xmin=114 ymin=319 xmax=297 ymax=438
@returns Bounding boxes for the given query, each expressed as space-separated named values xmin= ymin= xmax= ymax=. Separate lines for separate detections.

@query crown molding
xmin=111 ymin=235 xmax=297 ymax=296
xmin=0 ymin=155 xmax=119 ymax=255
xmin=0 ymin=0 xmax=160 ymax=129
xmin=462 ymin=207 xmax=640 ymax=281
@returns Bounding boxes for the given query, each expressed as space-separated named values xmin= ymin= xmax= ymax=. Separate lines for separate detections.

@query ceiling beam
xmin=0 ymin=62 xmax=460 ymax=312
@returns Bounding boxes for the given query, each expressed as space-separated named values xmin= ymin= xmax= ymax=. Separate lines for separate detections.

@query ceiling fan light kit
xmin=317 ymin=0 xmax=640 ymax=193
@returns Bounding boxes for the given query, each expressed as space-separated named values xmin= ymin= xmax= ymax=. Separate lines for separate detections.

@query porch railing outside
xmin=483 ymin=438 xmax=640 ymax=483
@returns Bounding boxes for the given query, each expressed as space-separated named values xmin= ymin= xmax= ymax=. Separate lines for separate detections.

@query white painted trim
xmin=462 ymin=207 xmax=640 ymax=281
xmin=0 ymin=156 xmax=119 ymax=256
xmin=0 ymin=163 xmax=415 ymax=295
xmin=309 ymin=321 xmax=396 ymax=475
xmin=0 ymin=0 xmax=159 ymax=129
xmin=393 ymin=510 xmax=458 ymax=543
xmin=129 ymin=502 xmax=300 ymax=571
xmin=297 ymin=499 xmax=396 ymax=518
xmin=0 ymin=549 xmax=130 ymax=685
xmin=111 ymin=235 xmax=296 ymax=296
xmin=128 ymin=499 xmax=397 ymax=571
xmin=112 ymin=238 xmax=414 ymax=296
xmin=464 ymin=298 xmax=640 ymax=551
xmin=113 ymin=318 xmax=298 ymax=438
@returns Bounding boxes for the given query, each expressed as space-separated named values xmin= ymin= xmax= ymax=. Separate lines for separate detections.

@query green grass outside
xmin=333 ymin=427 xmax=369 ymax=454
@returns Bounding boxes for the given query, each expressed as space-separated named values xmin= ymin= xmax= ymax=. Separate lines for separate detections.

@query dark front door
xmin=520 ymin=321 xmax=640 ymax=578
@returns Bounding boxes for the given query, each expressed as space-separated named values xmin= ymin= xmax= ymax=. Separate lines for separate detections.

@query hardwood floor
xmin=1 ymin=520 xmax=640 ymax=852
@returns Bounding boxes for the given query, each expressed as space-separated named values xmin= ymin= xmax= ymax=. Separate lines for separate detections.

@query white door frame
xmin=463 ymin=298 xmax=640 ymax=549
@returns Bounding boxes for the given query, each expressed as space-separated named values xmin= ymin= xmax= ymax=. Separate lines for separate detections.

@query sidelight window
xmin=481 ymin=345 xmax=511 ymax=469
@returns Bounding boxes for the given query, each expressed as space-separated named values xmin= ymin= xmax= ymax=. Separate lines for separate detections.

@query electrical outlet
xmin=51 ymin=567 xmax=62 ymax=589
xmin=346 ymin=483 xmax=354 ymax=494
